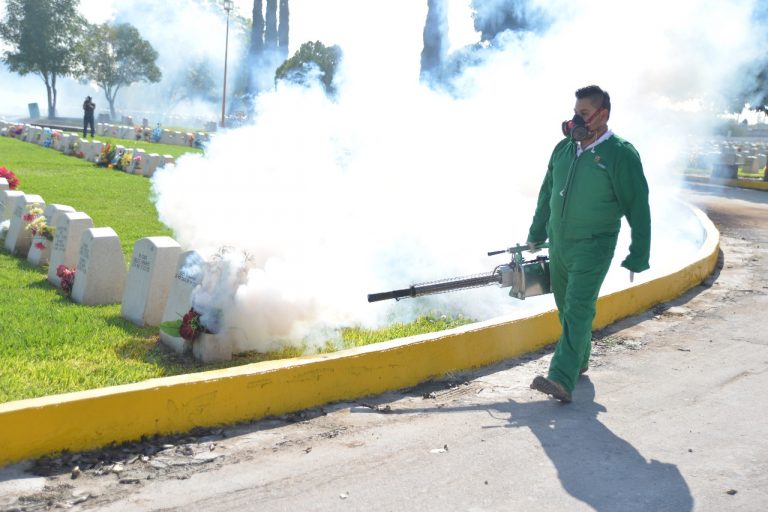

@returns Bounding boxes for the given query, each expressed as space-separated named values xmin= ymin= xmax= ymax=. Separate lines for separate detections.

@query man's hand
xmin=629 ymin=271 xmax=634 ymax=283
xmin=527 ymin=241 xmax=541 ymax=253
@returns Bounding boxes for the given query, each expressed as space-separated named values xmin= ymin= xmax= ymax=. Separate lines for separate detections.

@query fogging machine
xmin=367 ymin=243 xmax=551 ymax=303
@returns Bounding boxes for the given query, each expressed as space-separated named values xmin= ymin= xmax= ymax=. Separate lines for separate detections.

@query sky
xmin=1 ymin=0 xmax=477 ymax=119
xmin=1 ymin=0 xmax=765 ymax=351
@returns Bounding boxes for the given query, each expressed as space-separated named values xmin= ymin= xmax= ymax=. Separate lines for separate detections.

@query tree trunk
xmin=278 ymin=0 xmax=289 ymax=60
xmin=420 ymin=0 xmax=448 ymax=83
xmin=265 ymin=0 xmax=278 ymax=49
xmin=250 ymin=0 xmax=264 ymax=56
xmin=43 ymin=74 xmax=54 ymax=119
xmin=51 ymin=73 xmax=57 ymax=119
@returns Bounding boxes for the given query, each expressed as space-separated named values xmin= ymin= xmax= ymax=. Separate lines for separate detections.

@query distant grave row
xmin=686 ymin=140 xmax=768 ymax=180
xmin=0 ymin=121 xmax=176 ymax=178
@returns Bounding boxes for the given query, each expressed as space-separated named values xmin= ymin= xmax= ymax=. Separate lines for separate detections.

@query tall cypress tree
xmin=420 ymin=0 xmax=448 ymax=83
xmin=265 ymin=0 xmax=277 ymax=49
xmin=278 ymin=0 xmax=289 ymax=60
xmin=250 ymin=0 xmax=264 ymax=56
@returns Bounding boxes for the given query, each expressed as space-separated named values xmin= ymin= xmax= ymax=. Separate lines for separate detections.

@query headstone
xmin=0 ymin=190 xmax=25 ymax=222
xmin=90 ymin=141 xmax=103 ymax=163
xmin=143 ymin=153 xmax=162 ymax=177
xmin=27 ymin=204 xmax=75 ymax=267
xmin=162 ymin=155 xmax=176 ymax=167
xmin=96 ymin=123 xmax=105 ymax=136
xmin=159 ymin=250 xmax=205 ymax=354
xmin=70 ymin=227 xmax=127 ymax=305
xmin=121 ymin=236 xmax=181 ymax=326
xmin=127 ymin=148 xmax=146 ymax=174
xmin=47 ymin=212 xmax=94 ymax=286
xmin=0 ymin=178 xmax=8 ymax=191
xmin=57 ymin=134 xmax=70 ymax=152
xmin=142 ymin=118 xmax=149 ymax=128
xmin=743 ymin=156 xmax=758 ymax=173
xmin=757 ymin=154 xmax=767 ymax=171
xmin=4 ymin=194 xmax=45 ymax=255
xmin=192 ymin=333 xmax=234 ymax=363
xmin=79 ymin=139 xmax=92 ymax=159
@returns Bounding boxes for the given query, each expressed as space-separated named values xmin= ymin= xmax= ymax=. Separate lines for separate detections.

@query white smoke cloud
xmin=3 ymin=1 xmax=761 ymax=351
xmin=149 ymin=0 xmax=765 ymax=353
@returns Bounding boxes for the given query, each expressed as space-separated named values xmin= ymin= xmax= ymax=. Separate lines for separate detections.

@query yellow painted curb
xmin=684 ymin=174 xmax=768 ymax=191
xmin=0 ymin=203 xmax=720 ymax=467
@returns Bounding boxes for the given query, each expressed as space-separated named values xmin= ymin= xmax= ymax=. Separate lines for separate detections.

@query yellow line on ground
xmin=0 ymin=203 xmax=720 ymax=467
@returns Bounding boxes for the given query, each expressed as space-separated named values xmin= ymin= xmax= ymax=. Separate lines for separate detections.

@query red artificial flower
xmin=179 ymin=308 xmax=209 ymax=341
xmin=34 ymin=242 xmax=46 ymax=251
xmin=56 ymin=265 xmax=76 ymax=295
xmin=0 ymin=166 xmax=20 ymax=190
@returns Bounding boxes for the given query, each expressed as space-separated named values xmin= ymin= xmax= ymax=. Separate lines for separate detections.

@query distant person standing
xmin=83 ymin=96 xmax=96 ymax=138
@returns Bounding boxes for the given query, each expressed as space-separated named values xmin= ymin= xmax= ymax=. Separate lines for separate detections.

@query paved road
xmin=2 ymin=182 xmax=767 ymax=511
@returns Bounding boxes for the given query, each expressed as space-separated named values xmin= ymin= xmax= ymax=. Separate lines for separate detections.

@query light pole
xmin=220 ymin=0 xmax=234 ymax=128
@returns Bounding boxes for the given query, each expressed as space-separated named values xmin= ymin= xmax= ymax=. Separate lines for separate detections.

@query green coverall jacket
xmin=527 ymin=134 xmax=651 ymax=271
xmin=526 ymin=133 xmax=651 ymax=393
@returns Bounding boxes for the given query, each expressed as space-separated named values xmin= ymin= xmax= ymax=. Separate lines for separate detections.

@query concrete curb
xmin=0 ymin=203 xmax=720 ymax=467
xmin=684 ymin=174 xmax=768 ymax=191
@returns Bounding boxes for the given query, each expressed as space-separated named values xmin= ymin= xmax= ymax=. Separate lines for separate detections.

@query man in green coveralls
xmin=527 ymin=85 xmax=651 ymax=403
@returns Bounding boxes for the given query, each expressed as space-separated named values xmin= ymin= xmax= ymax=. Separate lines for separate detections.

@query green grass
xmin=0 ymin=137 xmax=473 ymax=403
xmin=2 ymin=137 xmax=174 ymax=260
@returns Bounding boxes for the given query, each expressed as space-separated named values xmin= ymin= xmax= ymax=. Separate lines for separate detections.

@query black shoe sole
xmin=530 ymin=376 xmax=572 ymax=403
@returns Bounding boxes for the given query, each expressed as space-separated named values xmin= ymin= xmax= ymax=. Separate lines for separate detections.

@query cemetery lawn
xmin=1 ymin=138 xmax=474 ymax=403
xmin=1 ymin=137 xmax=173 ymax=259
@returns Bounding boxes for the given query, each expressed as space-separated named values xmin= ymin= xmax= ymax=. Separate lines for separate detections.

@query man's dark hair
xmin=576 ymin=85 xmax=610 ymax=115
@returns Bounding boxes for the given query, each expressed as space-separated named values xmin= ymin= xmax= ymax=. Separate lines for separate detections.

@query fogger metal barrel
xmin=367 ymin=243 xmax=552 ymax=302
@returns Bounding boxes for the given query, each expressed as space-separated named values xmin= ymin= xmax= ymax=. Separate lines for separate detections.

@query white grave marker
xmin=0 ymin=190 xmax=24 ymax=221
xmin=193 ymin=332 xmax=233 ymax=363
xmin=70 ymin=227 xmax=127 ymax=305
xmin=121 ymin=236 xmax=181 ymax=326
xmin=0 ymin=178 xmax=8 ymax=191
xmin=143 ymin=153 xmax=162 ymax=177
xmin=47 ymin=212 xmax=94 ymax=286
xmin=4 ymin=194 xmax=44 ymax=255
xmin=27 ymin=204 xmax=75 ymax=267
xmin=159 ymin=251 xmax=205 ymax=354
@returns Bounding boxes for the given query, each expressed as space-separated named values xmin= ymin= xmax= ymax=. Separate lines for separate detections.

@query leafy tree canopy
xmin=76 ymin=22 xmax=162 ymax=119
xmin=0 ymin=0 xmax=86 ymax=117
xmin=275 ymin=40 xmax=342 ymax=95
xmin=470 ymin=0 xmax=548 ymax=43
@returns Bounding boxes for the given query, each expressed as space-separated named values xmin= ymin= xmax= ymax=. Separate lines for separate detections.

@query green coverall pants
xmin=547 ymin=233 xmax=618 ymax=392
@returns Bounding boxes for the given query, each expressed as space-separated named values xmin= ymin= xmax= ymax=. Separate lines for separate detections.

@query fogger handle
xmin=487 ymin=243 xmax=545 ymax=257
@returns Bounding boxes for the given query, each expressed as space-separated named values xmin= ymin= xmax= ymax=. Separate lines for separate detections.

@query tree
xmin=471 ymin=0 xmax=547 ymax=43
xmin=77 ymin=22 xmax=162 ymax=120
xmin=420 ymin=0 xmax=448 ymax=83
xmin=165 ymin=59 xmax=219 ymax=113
xmin=0 ymin=0 xmax=86 ymax=118
xmin=275 ymin=41 xmax=342 ymax=96
xmin=278 ymin=0 xmax=289 ymax=61
xmin=248 ymin=0 xmax=289 ymax=95
xmin=265 ymin=0 xmax=277 ymax=49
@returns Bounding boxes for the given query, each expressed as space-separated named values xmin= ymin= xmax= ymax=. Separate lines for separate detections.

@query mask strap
xmin=585 ymin=108 xmax=603 ymax=124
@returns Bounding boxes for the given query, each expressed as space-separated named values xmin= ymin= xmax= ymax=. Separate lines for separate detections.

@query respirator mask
xmin=561 ymin=108 xmax=602 ymax=141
